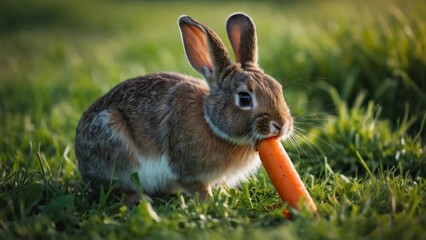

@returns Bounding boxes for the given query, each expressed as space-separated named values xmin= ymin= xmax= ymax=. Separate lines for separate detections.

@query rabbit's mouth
xmin=254 ymin=115 xmax=293 ymax=140
xmin=254 ymin=123 xmax=292 ymax=149
xmin=269 ymin=120 xmax=293 ymax=140
xmin=279 ymin=121 xmax=294 ymax=140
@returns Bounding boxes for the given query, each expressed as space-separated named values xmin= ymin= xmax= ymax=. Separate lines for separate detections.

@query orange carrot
xmin=258 ymin=138 xmax=317 ymax=217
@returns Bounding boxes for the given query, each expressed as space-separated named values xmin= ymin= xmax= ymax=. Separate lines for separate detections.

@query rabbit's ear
xmin=179 ymin=16 xmax=231 ymax=79
xmin=226 ymin=13 xmax=258 ymax=66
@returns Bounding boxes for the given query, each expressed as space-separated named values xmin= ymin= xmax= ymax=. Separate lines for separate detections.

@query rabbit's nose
xmin=270 ymin=119 xmax=293 ymax=139
xmin=270 ymin=121 xmax=282 ymax=136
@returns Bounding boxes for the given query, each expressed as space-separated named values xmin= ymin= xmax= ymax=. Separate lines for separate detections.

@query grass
xmin=0 ymin=0 xmax=425 ymax=239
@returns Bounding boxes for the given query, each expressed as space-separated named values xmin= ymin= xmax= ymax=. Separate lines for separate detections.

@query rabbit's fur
xmin=75 ymin=13 xmax=293 ymax=205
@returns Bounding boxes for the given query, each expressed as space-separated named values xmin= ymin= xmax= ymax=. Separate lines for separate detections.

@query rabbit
xmin=75 ymin=12 xmax=293 ymax=206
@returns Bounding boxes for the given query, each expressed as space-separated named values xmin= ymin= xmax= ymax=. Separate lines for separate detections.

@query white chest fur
xmin=137 ymin=155 xmax=178 ymax=195
xmin=223 ymin=154 xmax=261 ymax=186
xmin=136 ymin=152 xmax=261 ymax=194
xmin=192 ymin=152 xmax=261 ymax=188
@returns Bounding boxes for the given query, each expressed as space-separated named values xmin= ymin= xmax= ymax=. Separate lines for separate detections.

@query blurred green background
xmin=1 ymin=0 xmax=425 ymax=125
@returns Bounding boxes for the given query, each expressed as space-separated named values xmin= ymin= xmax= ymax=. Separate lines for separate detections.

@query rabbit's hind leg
xmin=77 ymin=109 xmax=142 ymax=206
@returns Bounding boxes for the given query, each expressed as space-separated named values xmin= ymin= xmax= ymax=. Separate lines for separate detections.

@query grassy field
xmin=1 ymin=0 xmax=425 ymax=239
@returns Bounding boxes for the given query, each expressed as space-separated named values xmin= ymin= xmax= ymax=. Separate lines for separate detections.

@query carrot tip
xmin=283 ymin=208 xmax=292 ymax=219
xmin=258 ymin=138 xmax=318 ymax=217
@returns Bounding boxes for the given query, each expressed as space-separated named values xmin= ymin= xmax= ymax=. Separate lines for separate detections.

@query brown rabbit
xmin=75 ymin=13 xmax=293 ymax=205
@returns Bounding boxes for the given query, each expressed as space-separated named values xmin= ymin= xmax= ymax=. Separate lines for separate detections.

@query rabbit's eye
xmin=238 ymin=92 xmax=253 ymax=108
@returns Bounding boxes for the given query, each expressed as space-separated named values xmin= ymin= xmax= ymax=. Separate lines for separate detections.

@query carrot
xmin=257 ymin=138 xmax=317 ymax=217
